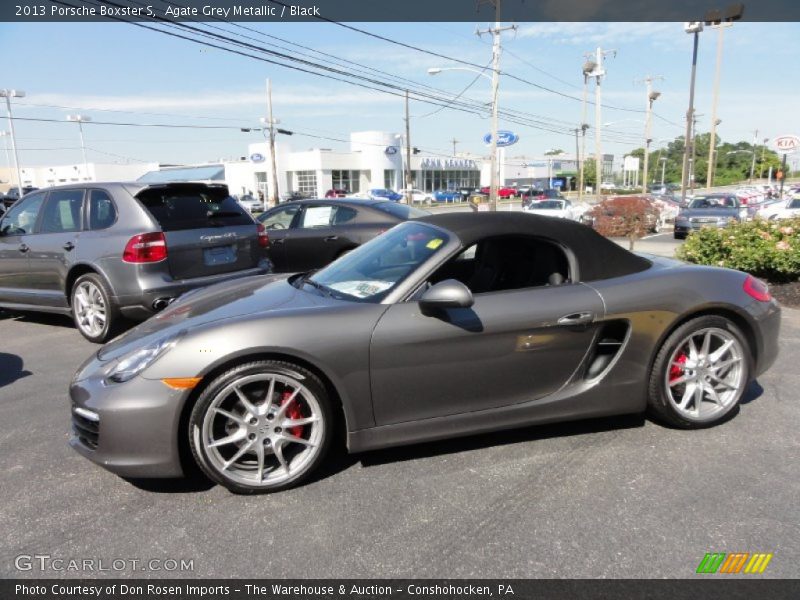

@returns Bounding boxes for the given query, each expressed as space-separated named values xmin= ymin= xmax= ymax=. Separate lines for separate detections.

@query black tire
xmin=189 ymin=360 xmax=333 ymax=494
xmin=647 ymin=315 xmax=751 ymax=429
xmin=673 ymin=232 xmax=686 ymax=240
xmin=70 ymin=272 xmax=122 ymax=343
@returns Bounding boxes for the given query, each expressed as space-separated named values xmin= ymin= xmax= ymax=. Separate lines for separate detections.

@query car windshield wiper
xmin=303 ymin=277 xmax=337 ymax=298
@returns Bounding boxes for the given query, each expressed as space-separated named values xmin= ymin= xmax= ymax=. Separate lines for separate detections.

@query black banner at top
xmin=3 ymin=0 xmax=800 ymax=23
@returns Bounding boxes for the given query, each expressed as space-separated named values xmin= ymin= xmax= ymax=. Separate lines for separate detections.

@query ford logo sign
xmin=250 ymin=153 xmax=265 ymax=162
xmin=483 ymin=131 xmax=519 ymax=147
xmin=385 ymin=146 xmax=398 ymax=155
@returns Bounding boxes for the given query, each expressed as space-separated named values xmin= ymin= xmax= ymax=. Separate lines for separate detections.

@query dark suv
xmin=0 ymin=182 xmax=270 ymax=341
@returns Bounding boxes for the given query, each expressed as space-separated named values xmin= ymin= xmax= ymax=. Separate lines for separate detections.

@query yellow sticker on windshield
xmin=426 ymin=238 xmax=444 ymax=250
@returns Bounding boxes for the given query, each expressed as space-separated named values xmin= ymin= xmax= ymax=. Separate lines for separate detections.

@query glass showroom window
xmin=384 ymin=169 xmax=396 ymax=190
xmin=295 ymin=171 xmax=318 ymax=196
xmin=332 ymin=170 xmax=361 ymax=194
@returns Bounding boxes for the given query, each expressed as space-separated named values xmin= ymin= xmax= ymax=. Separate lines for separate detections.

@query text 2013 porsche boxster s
xmin=69 ymin=213 xmax=781 ymax=493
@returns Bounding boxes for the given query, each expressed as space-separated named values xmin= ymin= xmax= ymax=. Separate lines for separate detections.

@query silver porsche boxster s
xmin=69 ymin=213 xmax=781 ymax=493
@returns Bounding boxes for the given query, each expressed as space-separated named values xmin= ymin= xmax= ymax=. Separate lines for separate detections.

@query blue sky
xmin=0 ymin=20 xmax=798 ymax=167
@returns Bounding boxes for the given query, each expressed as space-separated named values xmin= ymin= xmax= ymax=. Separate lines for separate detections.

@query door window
xmin=299 ymin=205 xmax=335 ymax=228
xmin=40 ymin=189 xmax=85 ymax=233
xmin=259 ymin=205 xmax=299 ymax=230
xmin=428 ymin=235 xmax=570 ymax=294
xmin=0 ymin=192 xmax=46 ymax=235
xmin=88 ymin=190 xmax=117 ymax=230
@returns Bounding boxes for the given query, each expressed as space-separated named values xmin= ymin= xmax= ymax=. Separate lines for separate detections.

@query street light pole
xmin=67 ymin=115 xmax=92 ymax=181
xmin=0 ymin=89 xmax=25 ymax=192
xmin=749 ymin=129 xmax=758 ymax=183
xmin=680 ymin=23 xmax=702 ymax=204
xmin=760 ymin=137 xmax=769 ymax=179
xmin=640 ymin=76 xmax=662 ymax=194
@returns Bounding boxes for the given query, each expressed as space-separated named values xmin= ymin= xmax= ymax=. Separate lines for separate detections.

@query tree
xmin=545 ymin=148 xmax=565 ymax=156
xmin=589 ymin=196 xmax=658 ymax=250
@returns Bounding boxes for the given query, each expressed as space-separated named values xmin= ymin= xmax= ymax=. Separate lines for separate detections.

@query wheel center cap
xmin=258 ymin=425 xmax=270 ymax=436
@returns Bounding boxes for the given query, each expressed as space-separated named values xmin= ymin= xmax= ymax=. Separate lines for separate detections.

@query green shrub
xmin=676 ymin=217 xmax=800 ymax=283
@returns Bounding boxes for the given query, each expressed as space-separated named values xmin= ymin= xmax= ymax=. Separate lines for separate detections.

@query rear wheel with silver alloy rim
xmin=70 ymin=273 xmax=120 ymax=343
xmin=189 ymin=361 xmax=332 ymax=494
xmin=648 ymin=315 xmax=750 ymax=428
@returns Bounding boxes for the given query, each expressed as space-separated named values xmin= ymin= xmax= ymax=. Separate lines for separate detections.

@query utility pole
xmin=266 ymin=78 xmax=279 ymax=208
xmin=403 ymin=89 xmax=412 ymax=203
xmin=573 ymin=128 xmax=580 ymax=195
xmin=690 ymin=112 xmax=700 ymax=193
xmin=0 ymin=89 xmax=25 ymax=192
xmin=477 ymin=0 xmax=516 ymax=212
xmin=584 ymin=48 xmax=614 ymax=199
xmin=450 ymin=138 xmax=459 ymax=156
xmin=578 ymin=62 xmax=593 ymax=202
xmin=749 ymin=129 xmax=758 ymax=183
xmin=638 ymin=75 xmax=662 ymax=194
xmin=681 ymin=22 xmax=703 ymax=203
xmin=760 ymin=137 xmax=769 ymax=179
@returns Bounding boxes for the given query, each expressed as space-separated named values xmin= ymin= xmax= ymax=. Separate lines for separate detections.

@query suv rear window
xmin=371 ymin=201 xmax=428 ymax=220
xmin=136 ymin=186 xmax=252 ymax=231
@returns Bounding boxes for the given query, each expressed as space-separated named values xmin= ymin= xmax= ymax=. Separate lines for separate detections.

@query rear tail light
xmin=256 ymin=223 xmax=270 ymax=248
xmin=743 ymin=275 xmax=771 ymax=302
xmin=122 ymin=232 xmax=167 ymax=263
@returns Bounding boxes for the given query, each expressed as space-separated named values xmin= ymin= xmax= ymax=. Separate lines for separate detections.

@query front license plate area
xmin=204 ymin=244 xmax=237 ymax=266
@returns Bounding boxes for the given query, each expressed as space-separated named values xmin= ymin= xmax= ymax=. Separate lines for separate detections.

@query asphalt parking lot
xmin=0 ymin=306 xmax=798 ymax=579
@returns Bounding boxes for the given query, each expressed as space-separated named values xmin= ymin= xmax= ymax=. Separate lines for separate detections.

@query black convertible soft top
xmin=419 ymin=212 xmax=651 ymax=282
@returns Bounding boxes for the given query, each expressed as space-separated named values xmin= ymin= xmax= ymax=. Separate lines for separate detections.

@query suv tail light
xmin=256 ymin=223 xmax=270 ymax=248
xmin=743 ymin=275 xmax=771 ymax=302
xmin=123 ymin=232 xmax=167 ymax=263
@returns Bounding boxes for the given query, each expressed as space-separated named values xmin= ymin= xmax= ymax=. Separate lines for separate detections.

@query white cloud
xmin=517 ymin=22 xmax=679 ymax=46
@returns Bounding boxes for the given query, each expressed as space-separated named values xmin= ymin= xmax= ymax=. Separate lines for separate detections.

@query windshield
xmin=688 ymin=196 xmax=738 ymax=209
xmin=305 ymin=222 xmax=449 ymax=303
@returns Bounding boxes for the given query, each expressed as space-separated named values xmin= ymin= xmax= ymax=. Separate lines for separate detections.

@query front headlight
xmin=105 ymin=331 xmax=185 ymax=384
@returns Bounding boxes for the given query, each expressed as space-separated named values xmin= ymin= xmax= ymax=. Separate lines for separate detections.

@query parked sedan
xmin=324 ymin=189 xmax=348 ymax=198
xmin=433 ymin=190 xmax=461 ymax=203
xmin=758 ymin=197 xmax=800 ymax=220
xmin=69 ymin=212 xmax=780 ymax=493
xmin=237 ymin=194 xmax=263 ymax=213
xmin=674 ymin=194 xmax=742 ymax=239
xmin=523 ymin=199 xmax=584 ymax=221
xmin=480 ymin=186 xmax=518 ymax=199
xmin=256 ymin=198 xmax=429 ymax=273
xmin=0 ymin=182 xmax=270 ymax=342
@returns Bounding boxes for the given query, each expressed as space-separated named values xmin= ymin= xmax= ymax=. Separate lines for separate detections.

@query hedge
xmin=676 ymin=217 xmax=800 ymax=283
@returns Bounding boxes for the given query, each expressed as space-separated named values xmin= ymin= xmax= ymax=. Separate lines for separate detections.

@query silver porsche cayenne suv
xmin=0 ymin=182 xmax=270 ymax=341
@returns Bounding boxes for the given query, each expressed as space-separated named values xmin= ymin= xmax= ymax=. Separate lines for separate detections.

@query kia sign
xmin=249 ymin=153 xmax=265 ymax=163
xmin=483 ymin=130 xmax=519 ymax=147
xmin=773 ymin=135 xmax=800 ymax=155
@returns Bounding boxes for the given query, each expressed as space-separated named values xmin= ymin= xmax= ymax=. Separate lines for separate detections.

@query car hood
xmin=96 ymin=274 xmax=339 ymax=362
xmin=678 ymin=208 xmax=738 ymax=218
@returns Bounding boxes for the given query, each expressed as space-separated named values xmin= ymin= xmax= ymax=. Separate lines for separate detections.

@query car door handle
xmin=63 ymin=242 xmax=75 ymax=251
xmin=557 ymin=311 xmax=594 ymax=326
xmin=18 ymin=244 xmax=29 ymax=254
xmin=324 ymin=235 xmax=339 ymax=242
xmin=271 ymin=238 xmax=285 ymax=245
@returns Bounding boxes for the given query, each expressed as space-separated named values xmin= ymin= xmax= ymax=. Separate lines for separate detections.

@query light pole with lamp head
xmin=0 ymin=89 xmax=25 ymax=192
xmin=67 ymin=115 xmax=92 ymax=181
xmin=429 ymin=65 xmax=499 ymax=210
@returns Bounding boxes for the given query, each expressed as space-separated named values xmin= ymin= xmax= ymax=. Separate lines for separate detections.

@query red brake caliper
xmin=669 ymin=352 xmax=687 ymax=382
xmin=279 ymin=391 xmax=305 ymax=438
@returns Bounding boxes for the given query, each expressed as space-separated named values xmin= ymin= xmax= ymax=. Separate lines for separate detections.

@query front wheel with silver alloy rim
xmin=647 ymin=315 xmax=751 ymax=428
xmin=189 ymin=360 xmax=333 ymax=494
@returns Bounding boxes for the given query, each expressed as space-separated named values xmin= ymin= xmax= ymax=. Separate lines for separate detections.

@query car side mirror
xmin=419 ymin=279 xmax=474 ymax=312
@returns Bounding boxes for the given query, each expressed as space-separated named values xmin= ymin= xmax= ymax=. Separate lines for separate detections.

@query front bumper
xmin=69 ymin=370 xmax=189 ymax=478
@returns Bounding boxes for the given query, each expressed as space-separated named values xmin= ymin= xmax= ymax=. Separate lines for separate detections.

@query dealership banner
xmin=3 ymin=0 xmax=800 ymax=22
xmin=3 ymin=579 xmax=800 ymax=600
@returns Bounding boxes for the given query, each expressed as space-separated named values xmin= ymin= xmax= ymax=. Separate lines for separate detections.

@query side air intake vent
xmin=584 ymin=320 xmax=630 ymax=380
